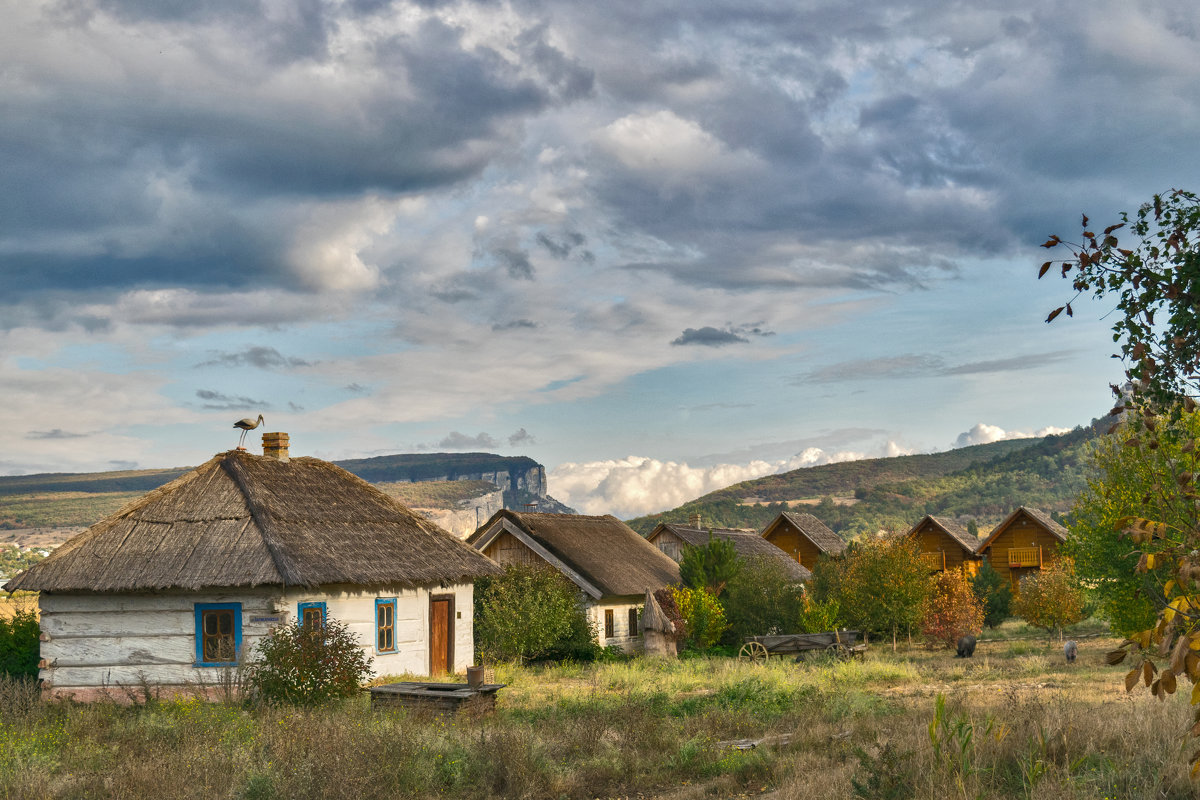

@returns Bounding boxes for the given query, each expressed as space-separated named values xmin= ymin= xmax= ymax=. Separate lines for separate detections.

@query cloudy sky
xmin=3 ymin=0 xmax=1196 ymax=517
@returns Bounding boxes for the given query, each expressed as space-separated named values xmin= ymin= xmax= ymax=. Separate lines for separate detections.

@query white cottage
xmin=3 ymin=432 xmax=502 ymax=700
xmin=467 ymin=510 xmax=681 ymax=653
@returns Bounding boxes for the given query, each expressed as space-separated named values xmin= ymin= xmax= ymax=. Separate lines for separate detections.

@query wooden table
xmin=368 ymin=681 xmax=506 ymax=714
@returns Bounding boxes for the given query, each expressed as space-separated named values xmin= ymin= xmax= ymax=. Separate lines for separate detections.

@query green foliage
xmin=671 ymin=586 xmax=727 ymax=650
xmin=1011 ymin=560 xmax=1085 ymax=639
xmin=829 ymin=537 xmax=931 ymax=645
xmin=1063 ymin=419 xmax=1196 ymax=636
xmin=0 ymin=604 xmax=39 ymax=680
xmin=245 ymin=618 xmax=373 ymax=705
xmin=720 ymin=557 xmax=805 ymax=642
xmin=971 ymin=561 xmax=1013 ymax=628
xmin=0 ymin=548 xmax=49 ymax=578
xmin=796 ymin=595 xmax=841 ymax=635
xmin=475 ymin=564 xmax=595 ymax=663
xmin=678 ymin=534 xmax=741 ymax=596
xmin=850 ymin=740 xmax=916 ymax=800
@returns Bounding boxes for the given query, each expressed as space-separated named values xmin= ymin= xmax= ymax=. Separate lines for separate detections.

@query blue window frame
xmin=298 ymin=601 xmax=327 ymax=630
xmin=194 ymin=603 xmax=242 ymax=667
xmin=376 ymin=598 xmax=397 ymax=654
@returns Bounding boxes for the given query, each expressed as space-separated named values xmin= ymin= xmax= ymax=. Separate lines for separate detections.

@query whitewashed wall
xmin=585 ymin=598 xmax=643 ymax=654
xmin=38 ymin=582 xmax=475 ymax=699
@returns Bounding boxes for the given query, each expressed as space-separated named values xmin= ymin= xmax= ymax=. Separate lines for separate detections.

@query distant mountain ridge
xmin=625 ymin=422 xmax=1108 ymax=538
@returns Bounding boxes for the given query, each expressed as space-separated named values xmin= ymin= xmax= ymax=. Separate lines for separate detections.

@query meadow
xmin=0 ymin=626 xmax=1193 ymax=800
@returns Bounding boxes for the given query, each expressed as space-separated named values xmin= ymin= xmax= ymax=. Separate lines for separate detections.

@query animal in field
xmin=955 ymin=635 xmax=977 ymax=658
xmin=1064 ymin=640 xmax=1078 ymax=663
xmin=233 ymin=414 xmax=265 ymax=448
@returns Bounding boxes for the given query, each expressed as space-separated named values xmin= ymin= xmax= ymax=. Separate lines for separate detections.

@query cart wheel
xmin=825 ymin=642 xmax=849 ymax=660
xmin=739 ymin=641 xmax=769 ymax=662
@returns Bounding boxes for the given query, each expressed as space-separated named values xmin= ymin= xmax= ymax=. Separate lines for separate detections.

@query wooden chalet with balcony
xmin=975 ymin=507 xmax=1068 ymax=593
xmin=905 ymin=515 xmax=983 ymax=575
xmin=760 ymin=512 xmax=845 ymax=572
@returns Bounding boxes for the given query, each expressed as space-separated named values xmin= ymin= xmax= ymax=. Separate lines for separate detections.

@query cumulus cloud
xmin=952 ymin=423 xmax=1073 ymax=449
xmin=508 ymin=428 xmax=536 ymax=447
xmin=549 ymin=446 xmax=891 ymax=519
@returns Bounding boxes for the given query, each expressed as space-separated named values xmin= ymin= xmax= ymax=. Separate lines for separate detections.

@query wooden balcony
xmin=919 ymin=551 xmax=946 ymax=571
xmin=1008 ymin=546 xmax=1042 ymax=568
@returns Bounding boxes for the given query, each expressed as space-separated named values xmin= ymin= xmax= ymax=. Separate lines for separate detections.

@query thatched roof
xmin=5 ymin=450 xmax=502 ymax=593
xmin=651 ymin=523 xmax=812 ymax=581
xmin=469 ymin=510 xmax=680 ymax=598
xmin=907 ymin=515 xmax=982 ymax=555
xmin=764 ymin=512 xmax=846 ymax=556
xmin=977 ymin=506 xmax=1069 ymax=552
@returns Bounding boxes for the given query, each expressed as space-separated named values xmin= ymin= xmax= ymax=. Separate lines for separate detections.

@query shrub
xmin=970 ymin=560 xmax=1012 ymax=628
xmin=245 ymin=618 xmax=373 ymax=705
xmin=0 ymin=603 xmax=39 ymax=680
xmin=721 ymin=556 xmax=805 ymax=643
xmin=475 ymin=564 xmax=595 ymax=663
xmin=679 ymin=535 xmax=741 ymax=596
xmin=671 ymin=586 xmax=727 ymax=650
xmin=1012 ymin=558 xmax=1085 ymax=640
xmin=922 ymin=569 xmax=984 ymax=648
xmin=819 ymin=537 xmax=931 ymax=649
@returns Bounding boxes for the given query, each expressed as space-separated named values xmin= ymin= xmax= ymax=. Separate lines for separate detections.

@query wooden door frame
xmin=429 ymin=594 xmax=455 ymax=676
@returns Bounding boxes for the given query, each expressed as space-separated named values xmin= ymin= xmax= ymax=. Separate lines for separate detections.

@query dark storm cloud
xmin=436 ymin=431 xmax=499 ymax=449
xmin=495 ymin=248 xmax=535 ymax=280
xmin=26 ymin=429 xmax=87 ymax=440
xmin=671 ymin=327 xmax=749 ymax=347
xmin=492 ymin=319 xmax=539 ymax=331
xmin=195 ymin=347 xmax=314 ymax=370
xmin=195 ymin=389 xmax=269 ymax=410
xmin=535 ymin=230 xmax=586 ymax=259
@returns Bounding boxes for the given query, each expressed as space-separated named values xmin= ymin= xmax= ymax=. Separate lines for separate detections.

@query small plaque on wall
xmin=250 ymin=615 xmax=282 ymax=623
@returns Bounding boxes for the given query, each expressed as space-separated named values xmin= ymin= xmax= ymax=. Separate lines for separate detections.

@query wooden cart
xmin=738 ymin=630 xmax=866 ymax=662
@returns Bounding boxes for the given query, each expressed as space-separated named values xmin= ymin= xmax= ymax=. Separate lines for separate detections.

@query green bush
xmin=475 ymin=564 xmax=596 ymax=663
xmin=245 ymin=618 xmax=373 ymax=705
xmin=0 ymin=604 xmax=40 ymax=680
xmin=970 ymin=561 xmax=1012 ymax=628
xmin=721 ymin=556 xmax=805 ymax=643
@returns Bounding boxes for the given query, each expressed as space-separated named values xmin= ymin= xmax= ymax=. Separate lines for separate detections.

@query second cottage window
xmin=604 ymin=608 xmax=614 ymax=639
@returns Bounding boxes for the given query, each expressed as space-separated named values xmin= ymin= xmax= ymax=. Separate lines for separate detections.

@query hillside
xmin=625 ymin=423 xmax=1107 ymax=538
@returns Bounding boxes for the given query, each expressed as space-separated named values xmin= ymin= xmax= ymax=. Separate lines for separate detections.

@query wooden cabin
xmin=647 ymin=521 xmax=812 ymax=581
xmin=3 ymin=433 xmax=502 ymax=700
xmin=760 ymin=512 xmax=845 ymax=572
xmin=975 ymin=507 xmax=1069 ymax=593
xmin=469 ymin=510 xmax=680 ymax=653
xmin=905 ymin=515 xmax=983 ymax=575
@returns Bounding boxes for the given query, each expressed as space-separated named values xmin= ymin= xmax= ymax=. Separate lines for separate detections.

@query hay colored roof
xmin=906 ymin=515 xmax=982 ymax=555
xmin=762 ymin=512 xmax=846 ymax=556
xmin=649 ymin=523 xmax=812 ymax=581
xmin=4 ymin=450 xmax=502 ymax=593
xmin=976 ymin=506 xmax=1069 ymax=552
xmin=469 ymin=510 xmax=680 ymax=598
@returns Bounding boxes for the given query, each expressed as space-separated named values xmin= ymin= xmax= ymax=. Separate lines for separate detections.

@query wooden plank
xmin=42 ymin=635 xmax=197 ymax=668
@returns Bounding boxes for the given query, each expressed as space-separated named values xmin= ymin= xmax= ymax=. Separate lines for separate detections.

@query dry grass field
xmin=0 ymin=628 xmax=1194 ymax=800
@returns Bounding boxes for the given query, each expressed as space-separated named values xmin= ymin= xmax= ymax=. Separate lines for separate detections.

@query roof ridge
xmin=219 ymin=453 xmax=297 ymax=586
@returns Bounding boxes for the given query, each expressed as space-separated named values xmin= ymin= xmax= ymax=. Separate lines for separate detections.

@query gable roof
xmin=976 ymin=506 xmax=1069 ymax=552
xmin=762 ymin=512 xmax=846 ymax=556
xmin=649 ymin=523 xmax=812 ymax=581
xmin=906 ymin=515 xmax=982 ymax=555
xmin=469 ymin=510 xmax=680 ymax=598
xmin=4 ymin=450 xmax=502 ymax=593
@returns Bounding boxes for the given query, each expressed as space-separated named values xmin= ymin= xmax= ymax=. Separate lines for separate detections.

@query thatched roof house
xmin=8 ymin=433 xmax=501 ymax=700
xmin=905 ymin=515 xmax=983 ymax=575
xmin=760 ymin=511 xmax=845 ymax=572
xmin=647 ymin=522 xmax=813 ymax=582
xmin=468 ymin=510 xmax=680 ymax=653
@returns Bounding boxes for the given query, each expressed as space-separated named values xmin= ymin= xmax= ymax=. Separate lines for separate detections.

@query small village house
xmin=647 ymin=518 xmax=812 ymax=581
xmin=760 ymin=511 xmax=846 ymax=572
xmin=905 ymin=515 xmax=983 ymax=575
xmin=975 ymin=506 xmax=1069 ymax=593
xmin=3 ymin=433 xmax=502 ymax=700
xmin=468 ymin=510 xmax=680 ymax=653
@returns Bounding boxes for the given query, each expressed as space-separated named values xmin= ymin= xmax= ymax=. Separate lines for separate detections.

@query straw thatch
xmin=4 ymin=450 xmax=502 ymax=593
xmin=469 ymin=510 xmax=680 ymax=597
xmin=976 ymin=506 xmax=1069 ymax=552
xmin=651 ymin=523 xmax=812 ymax=581
xmin=776 ymin=512 xmax=846 ymax=555
xmin=906 ymin=515 xmax=982 ymax=555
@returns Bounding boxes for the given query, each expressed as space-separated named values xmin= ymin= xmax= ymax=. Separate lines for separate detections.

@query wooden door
xmin=430 ymin=596 xmax=453 ymax=675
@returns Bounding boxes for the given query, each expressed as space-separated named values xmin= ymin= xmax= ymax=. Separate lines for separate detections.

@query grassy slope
xmin=626 ymin=424 xmax=1102 ymax=537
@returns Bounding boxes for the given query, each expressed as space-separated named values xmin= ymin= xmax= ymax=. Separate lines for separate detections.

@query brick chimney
xmin=262 ymin=431 xmax=290 ymax=463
